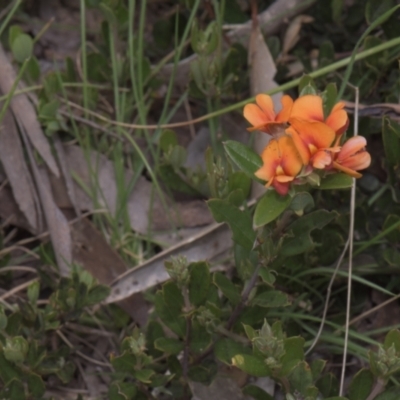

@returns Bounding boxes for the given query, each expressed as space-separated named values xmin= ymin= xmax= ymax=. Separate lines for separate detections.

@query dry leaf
xmin=37 ymin=167 xmax=72 ymax=276
xmin=59 ymin=144 xmax=212 ymax=233
xmin=105 ymin=221 xmax=232 ymax=304
xmin=0 ymin=110 xmax=41 ymax=232
xmin=53 ymin=134 xmax=81 ymax=217
xmin=247 ymin=25 xmax=282 ymax=198
xmin=71 ymin=216 xmax=149 ymax=325
xmin=281 ymin=15 xmax=314 ymax=57
xmin=0 ymin=184 xmax=31 ymax=232
xmin=0 ymin=44 xmax=60 ymax=177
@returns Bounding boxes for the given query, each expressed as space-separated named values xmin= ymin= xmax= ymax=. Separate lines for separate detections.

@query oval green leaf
xmin=224 ymin=141 xmax=262 ymax=178
xmin=319 ymin=173 xmax=353 ymax=190
xmin=232 ymin=354 xmax=271 ymax=377
xmin=11 ymin=33 xmax=33 ymax=63
xmin=253 ymin=190 xmax=291 ymax=228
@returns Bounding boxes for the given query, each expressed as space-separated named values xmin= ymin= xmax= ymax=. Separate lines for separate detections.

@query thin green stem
xmin=80 ymin=0 xmax=89 ymax=116
xmin=0 ymin=0 xmax=21 ymax=37
xmin=0 ymin=58 xmax=29 ymax=123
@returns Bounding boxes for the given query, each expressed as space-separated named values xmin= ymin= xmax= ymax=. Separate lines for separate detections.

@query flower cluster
xmin=244 ymin=94 xmax=371 ymax=195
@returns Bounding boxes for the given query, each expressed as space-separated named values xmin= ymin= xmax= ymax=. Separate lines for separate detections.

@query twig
xmin=366 ymin=378 xmax=386 ymax=400
xmin=0 ymin=266 xmax=37 ymax=274
xmin=305 ymin=238 xmax=350 ymax=355
xmin=339 ymin=86 xmax=359 ymax=396
xmin=56 ymin=330 xmax=112 ymax=369
xmin=348 ymin=292 xmax=400 ymax=328
xmin=0 ymin=278 xmax=38 ymax=301
xmin=226 ymin=263 xmax=262 ymax=330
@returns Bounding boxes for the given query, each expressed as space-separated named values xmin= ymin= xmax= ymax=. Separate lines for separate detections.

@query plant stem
xmin=226 ymin=263 xmax=261 ymax=330
xmin=366 ymin=378 xmax=386 ymax=400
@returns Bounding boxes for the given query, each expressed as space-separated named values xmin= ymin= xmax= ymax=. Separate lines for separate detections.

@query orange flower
xmin=288 ymin=119 xmax=340 ymax=169
xmin=289 ymin=94 xmax=349 ymax=135
xmin=332 ymin=136 xmax=371 ymax=178
xmin=244 ymin=94 xmax=293 ymax=135
xmin=255 ymin=136 xmax=303 ymax=196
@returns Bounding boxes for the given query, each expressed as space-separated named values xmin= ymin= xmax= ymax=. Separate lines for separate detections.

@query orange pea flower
xmin=289 ymin=94 xmax=349 ymax=135
xmin=332 ymin=136 xmax=371 ymax=178
xmin=255 ymin=136 xmax=303 ymax=196
xmin=244 ymin=94 xmax=293 ymax=135
xmin=288 ymin=119 xmax=340 ymax=169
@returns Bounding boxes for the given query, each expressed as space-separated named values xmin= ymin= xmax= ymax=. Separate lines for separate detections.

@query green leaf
xmin=154 ymin=282 xmax=186 ymax=337
xmin=282 ymin=210 xmax=336 ymax=257
xmin=0 ymin=306 xmax=7 ymax=330
xmin=159 ymin=129 xmax=178 ymax=152
xmin=224 ymin=141 xmax=262 ymax=178
xmin=365 ymin=0 xmax=395 ymax=24
xmin=232 ymin=354 xmax=271 ymax=377
xmin=4 ymin=379 xmax=26 ymax=400
xmin=27 ymin=372 xmax=45 ymax=398
xmin=154 ymin=338 xmax=184 ymax=355
xmin=213 ymin=272 xmax=241 ymax=305
xmin=243 ymin=324 xmax=257 ymax=341
xmin=158 ymin=165 xmax=199 ymax=195
xmin=0 ymin=353 xmax=21 ymax=385
xmin=187 ymin=360 xmax=217 ymax=384
xmin=251 ymin=290 xmax=290 ymax=308
xmin=375 ymin=387 xmax=400 ymax=400
xmin=316 ymin=373 xmax=340 ymax=398
xmin=228 ymin=171 xmax=252 ymax=199
xmin=4 ymin=336 xmax=28 ymax=364
xmin=208 ymin=199 xmax=256 ymax=251
xmin=384 ymin=329 xmax=400 ymax=351
xmin=134 ymin=369 xmax=154 ymax=383
xmin=253 ymin=191 xmax=291 ymax=228
xmin=348 ymin=368 xmax=374 ymax=400
xmin=190 ymin=322 xmax=212 ymax=353
xmin=383 ymin=117 xmax=400 ymax=171
xmin=298 ymin=75 xmax=317 ymax=96
xmin=331 ymin=0 xmax=344 ymax=23
xmin=290 ymin=192 xmax=314 ymax=216
xmin=287 ymin=361 xmax=314 ymax=396
xmin=319 ymin=173 xmax=353 ymax=189
xmin=311 ymin=359 xmax=326 ymax=380
xmin=57 ymin=360 xmax=75 ymax=384
xmin=242 ymin=384 xmax=273 ymax=400
xmin=322 ymin=82 xmax=338 ymax=118
xmin=214 ymin=338 xmax=251 ymax=365
xmin=188 ymin=261 xmax=211 ymax=306
xmin=383 ymin=215 xmax=400 ymax=243
xmin=111 ymin=352 xmax=135 ymax=374
xmin=281 ymin=337 xmax=305 ymax=374
xmin=108 ymin=381 xmax=137 ymax=400
xmin=8 ymin=25 xmax=24 ymax=49
xmin=325 ymin=397 xmax=348 ymax=400
xmin=86 ymin=285 xmax=110 ymax=305
xmin=27 ymin=281 xmax=39 ymax=305
xmin=11 ymin=33 xmax=33 ymax=63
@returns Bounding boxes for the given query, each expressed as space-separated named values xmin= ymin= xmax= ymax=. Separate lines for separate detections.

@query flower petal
xmin=337 ymin=136 xmax=367 ymax=162
xmin=286 ymin=126 xmax=310 ymax=165
xmin=255 ymin=94 xmax=276 ymax=121
xmin=276 ymin=95 xmax=293 ymax=123
xmin=290 ymin=119 xmax=336 ymax=150
xmin=326 ymin=102 xmax=349 ymax=134
xmin=312 ymin=150 xmax=332 ymax=169
xmin=279 ymin=136 xmax=304 ymax=177
xmin=290 ymin=94 xmax=324 ymax=122
xmin=273 ymin=180 xmax=290 ymax=195
xmin=340 ymin=152 xmax=371 ymax=170
xmin=244 ymin=103 xmax=268 ymax=127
